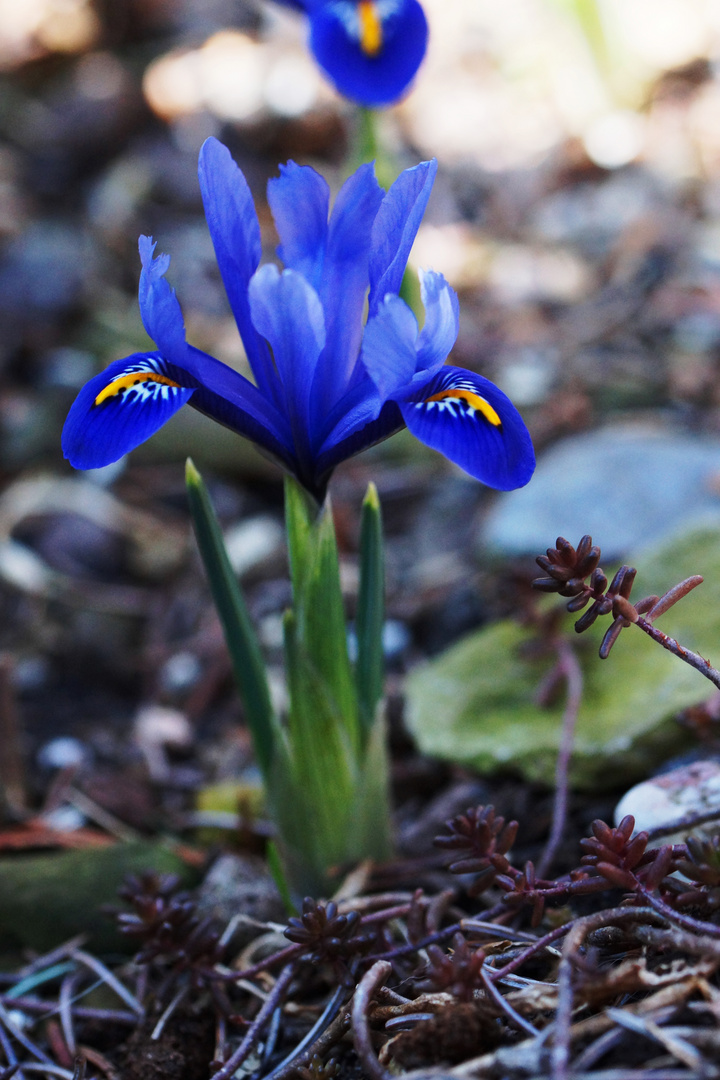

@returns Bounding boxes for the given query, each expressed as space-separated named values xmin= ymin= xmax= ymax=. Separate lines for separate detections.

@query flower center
xmin=358 ymin=0 xmax=383 ymax=56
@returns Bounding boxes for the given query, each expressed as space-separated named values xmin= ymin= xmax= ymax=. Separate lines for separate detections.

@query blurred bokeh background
xmin=2 ymin=0 xmax=720 ymax=820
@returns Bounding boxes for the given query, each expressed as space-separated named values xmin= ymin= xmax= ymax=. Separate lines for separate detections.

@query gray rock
xmin=196 ymin=853 xmax=285 ymax=946
xmin=614 ymin=760 xmax=720 ymax=847
xmin=482 ymin=425 xmax=720 ymax=558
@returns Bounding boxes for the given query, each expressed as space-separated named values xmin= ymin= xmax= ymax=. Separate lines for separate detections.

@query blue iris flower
xmin=62 ymin=138 xmax=535 ymax=501
xmin=274 ymin=0 xmax=428 ymax=106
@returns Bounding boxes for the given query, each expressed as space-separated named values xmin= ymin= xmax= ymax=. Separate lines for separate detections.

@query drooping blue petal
xmin=394 ymin=366 xmax=536 ymax=490
xmin=267 ymin=162 xmax=329 ymax=293
xmin=311 ymin=162 xmax=384 ymax=419
xmin=179 ymin=344 xmax=295 ymax=465
xmin=61 ymin=353 xmax=195 ymax=470
xmin=198 ymin=138 xmax=277 ymax=403
xmin=309 ymin=0 xmax=428 ymax=107
xmin=62 ymin=342 xmax=297 ymax=473
xmin=368 ymin=158 xmax=437 ymax=316
xmin=416 ymin=270 xmax=459 ymax=372
xmin=360 ymin=295 xmax=419 ymax=398
xmin=248 ymin=265 xmax=326 ymax=470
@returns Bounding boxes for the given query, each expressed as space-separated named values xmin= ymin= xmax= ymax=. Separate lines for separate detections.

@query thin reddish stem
xmin=537 ymin=640 xmax=583 ymax=880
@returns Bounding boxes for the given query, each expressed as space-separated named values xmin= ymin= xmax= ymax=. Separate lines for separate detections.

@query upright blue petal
xmin=395 ymin=367 xmax=536 ymax=490
xmin=368 ymin=159 xmax=437 ymax=317
xmin=311 ymin=162 xmax=384 ymax=419
xmin=136 ymin=235 xmax=287 ymax=448
xmin=416 ymin=270 xmax=459 ymax=372
xmin=248 ymin=265 xmax=326 ymax=473
xmin=267 ymin=162 xmax=329 ymax=293
xmin=309 ymin=0 xmax=428 ymax=107
xmin=198 ymin=138 xmax=277 ymax=404
xmin=138 ymin=237 xmax=189 ymax=358
xmin=62 ymin=353 xmax=195 ymax=469
xmin=360 ymin=295 xmax=419 ymax=398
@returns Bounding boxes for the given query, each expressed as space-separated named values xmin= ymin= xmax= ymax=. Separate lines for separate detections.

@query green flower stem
xmin=187 ymin=463 xmax=392 ymax=895
xmin=349 ymin=107 xmax=397 ymax=190
xmin=278 ymin=478 xmax=392 ymax=891
xmin=284 ymin=477 xmax=360 ymax=754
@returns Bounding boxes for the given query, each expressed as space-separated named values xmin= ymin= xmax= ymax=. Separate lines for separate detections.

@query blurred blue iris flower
xmin=274 ymin=0 xmax=428 ymax=106
xmin=62 ymin=138 xmax=535 ymax=501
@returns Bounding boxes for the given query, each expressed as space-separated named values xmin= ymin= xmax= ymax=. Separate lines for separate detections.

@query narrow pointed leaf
xmin=355 ymin=482 xmax=385 ymax=738
xmin=186 ymin=459 xmax=275 ymax=777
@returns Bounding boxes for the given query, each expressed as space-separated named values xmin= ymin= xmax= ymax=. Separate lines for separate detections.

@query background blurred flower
xmin=274 ymin=0 xmax=428 ymax=105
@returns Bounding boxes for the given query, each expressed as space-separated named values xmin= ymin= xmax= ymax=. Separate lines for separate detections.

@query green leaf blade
xmin=355 ymin=482 xmax=385 ymax=738
xmin=186 ymin=459 xmax=275 ymax=777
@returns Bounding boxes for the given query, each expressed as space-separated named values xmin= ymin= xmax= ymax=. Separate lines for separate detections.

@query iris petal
xmin=368 ymin=158 xmax=437 ymax=317
xmin=135 ymin=238 xmax=293 ymax=456
xmin=61 ymin=353 xmax=195 ymax=470
xmin=360 ymin=295 xmax=418 ymax=398
xmin=309 ymin=0 xmax=428 ymax=106
xmin=198 ymin=138 xmax=277 ymax=403
xmin=248 ymin=265 xmax=326 ymax=467
xmin=138 ymin=238 xmax=189 ymax=358
xmin=312 ymin=161 xmax=384 ymax=417
xmin=317 ymin=372 xmax=385 ymax=453
xmin=395 ymin=366 xmax=536 ymax=490
xmin=315 ymin=396 xmax=403 ymax=481
xmin=416 ymin=270 xmax=459 ymax=372
xmin=178 ymin=344 xmax=295 ymax=465
xmin=267 ymin=162 xmax=329 ymax=293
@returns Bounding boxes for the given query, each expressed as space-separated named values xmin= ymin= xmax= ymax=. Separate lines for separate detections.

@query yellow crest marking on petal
xmin=426 ymin=387 xmax=502 ymax=426
xmin=358 ymin=0 xmax=383 ymax=56
xmin=93 ymin=372 xmax=181 ymax=407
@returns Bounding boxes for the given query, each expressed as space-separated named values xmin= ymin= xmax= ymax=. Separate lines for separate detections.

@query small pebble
xmin=13 ymin=655 xmax=49 ymax=691
xmin=196 ymin=852 xmax=286 ymax=946
xmin=37 ymin=736 xmax=90 ymax=771
xmin=159 ymin=650 xmax=202 ymax=694
xmin=614 ymin=759 xmax=720 ymax=845
xmin=224 ymin=515 xmax=285 ymax=576
xmin=133 ymin=704 xmax=193 ymax=781
xmin=382 ymin=619 xmax=411 ymax=660
xmin=134 ymin=704 xmax=193 ymax=749
xmin=41 ymin=805 xmax=87 ymax=832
